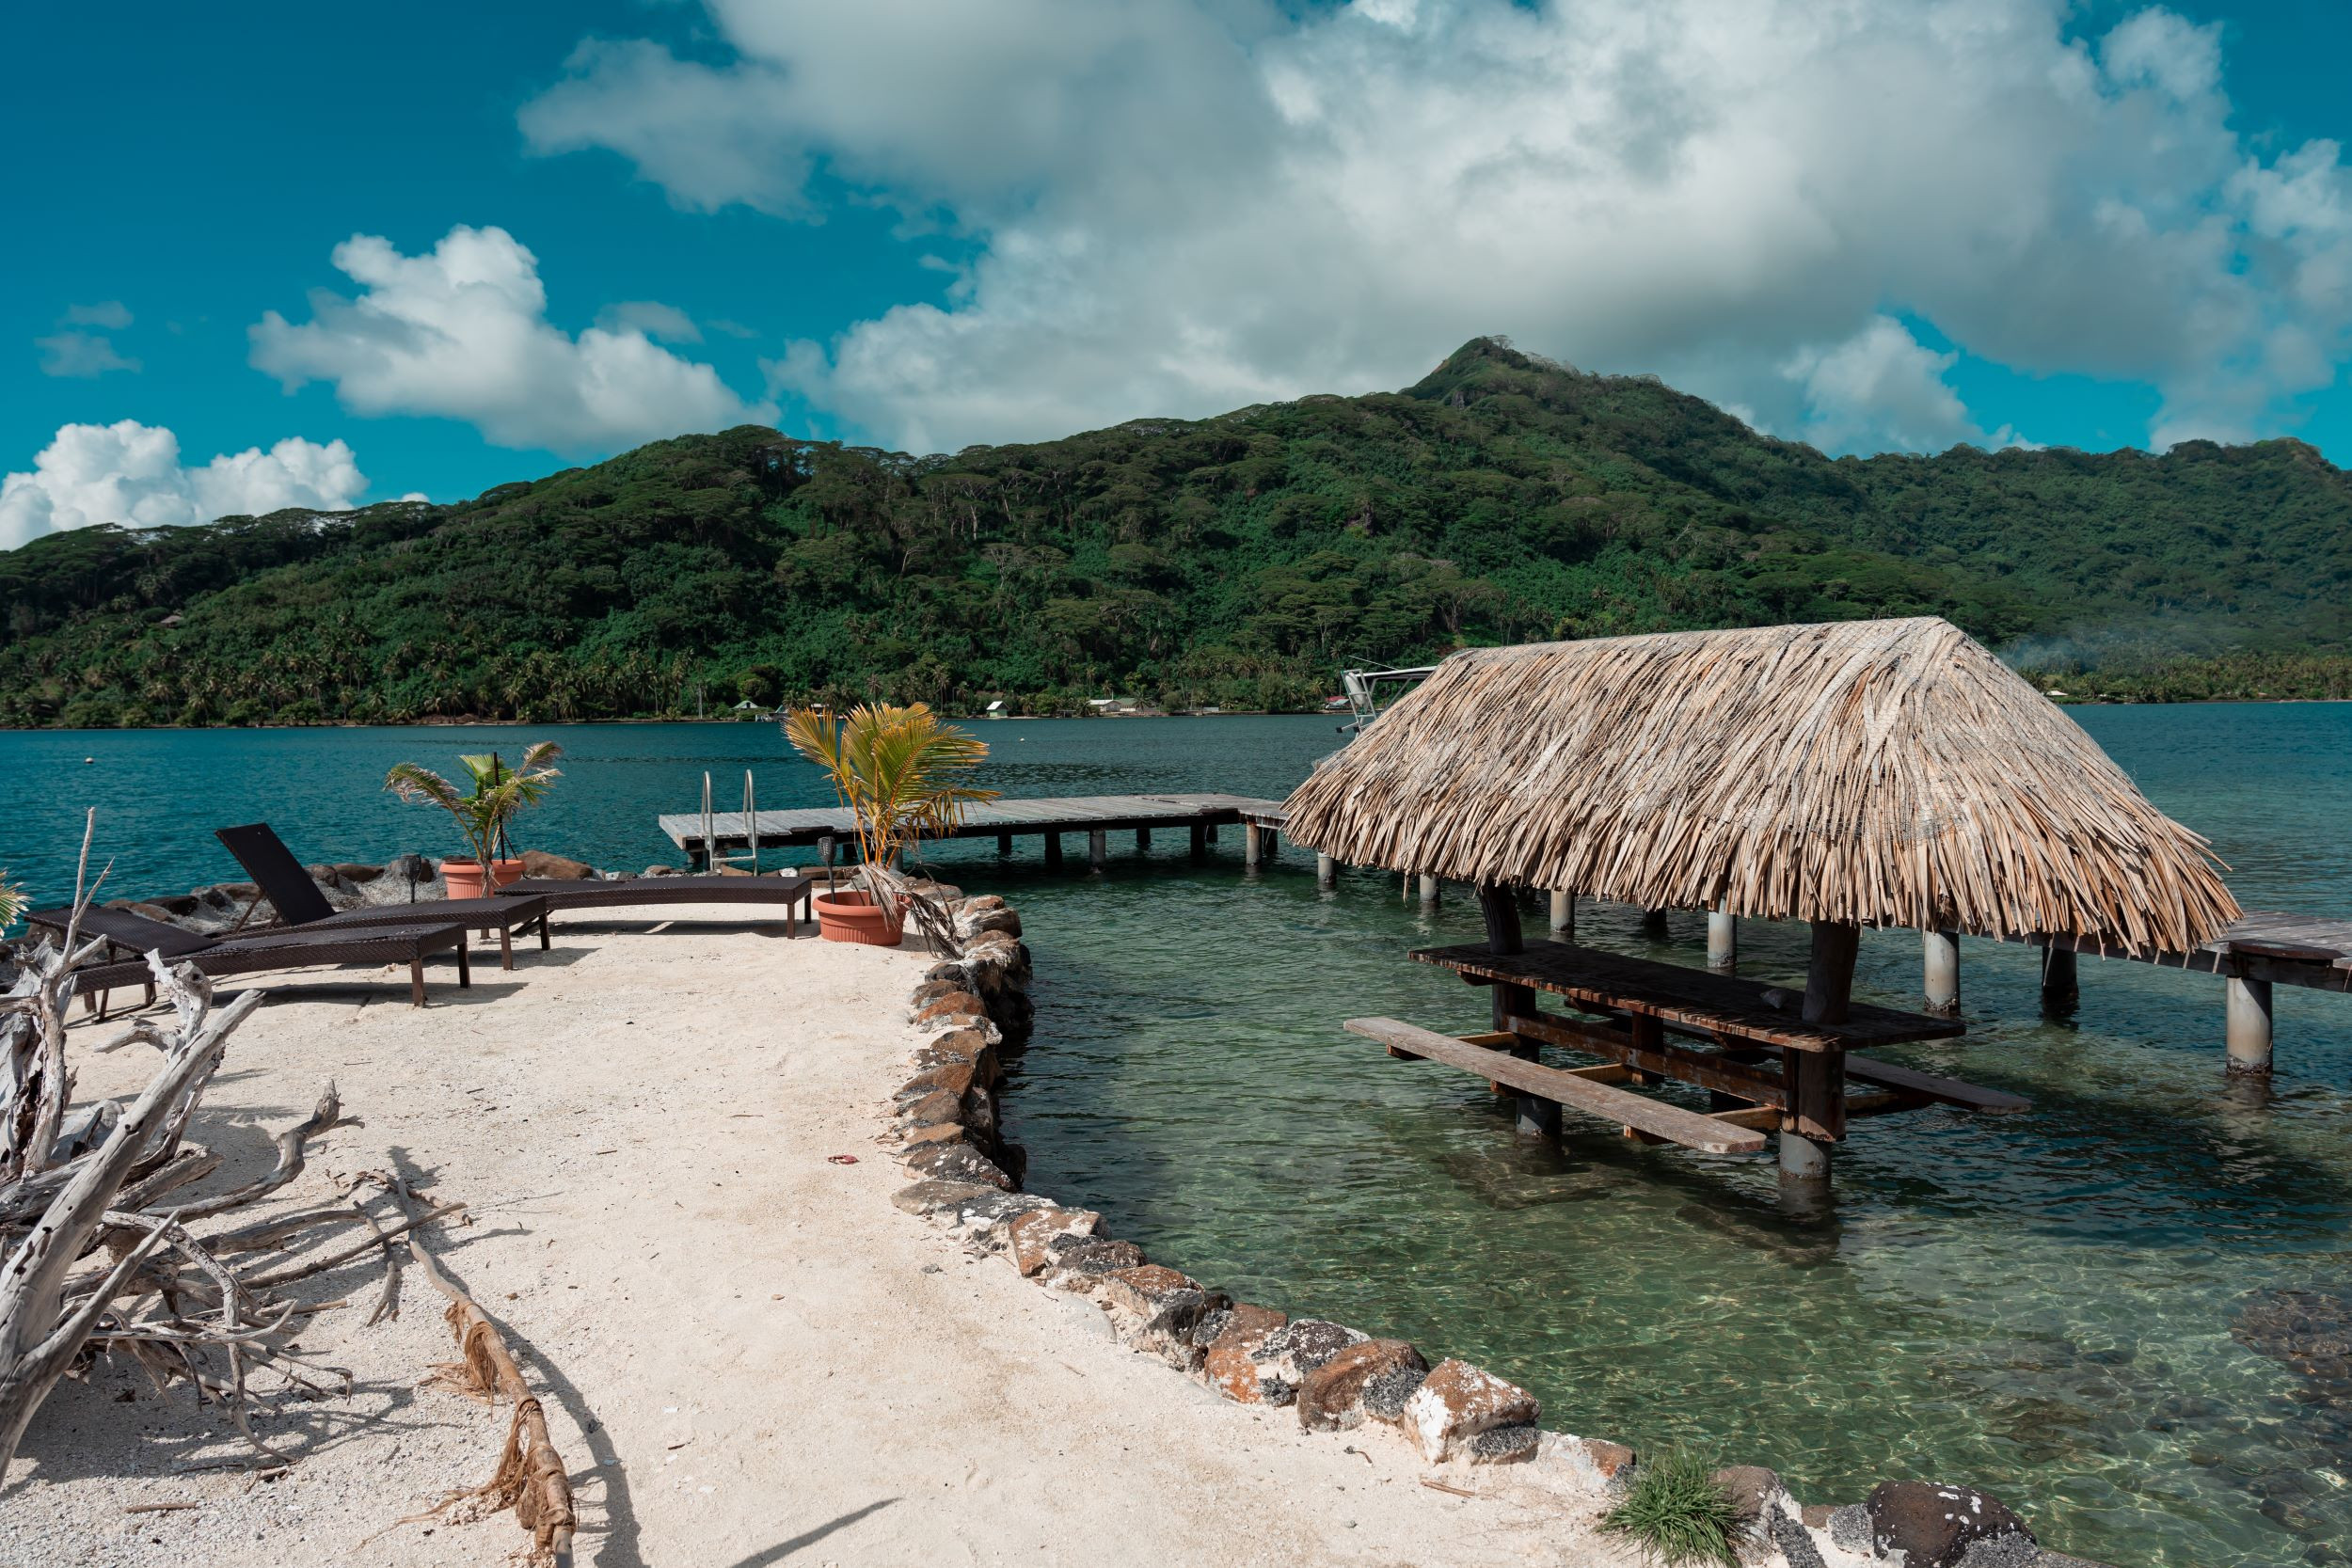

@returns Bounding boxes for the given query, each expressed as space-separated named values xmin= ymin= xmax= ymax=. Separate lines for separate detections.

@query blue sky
xmin=6 ymin=0 xmax=2350 ymax=545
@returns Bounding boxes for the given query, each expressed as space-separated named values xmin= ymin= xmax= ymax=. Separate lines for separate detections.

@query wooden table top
xmin=1412 ymin=941 xmax=1966 ymax=1054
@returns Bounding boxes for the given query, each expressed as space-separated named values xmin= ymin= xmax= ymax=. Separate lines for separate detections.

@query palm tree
xmin=783 ymin=704 xmax=996 ymax=941
xmin=384 ymin=741 xmax=564 ymax=870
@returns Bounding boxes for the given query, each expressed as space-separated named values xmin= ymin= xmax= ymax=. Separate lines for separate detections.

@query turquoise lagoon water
xmin=4 ymin=707 xmax=2350 ymax=1567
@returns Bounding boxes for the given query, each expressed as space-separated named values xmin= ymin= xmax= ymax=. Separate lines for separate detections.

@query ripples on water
xmin=4 ymin=707 xmax=2350 ymax=1566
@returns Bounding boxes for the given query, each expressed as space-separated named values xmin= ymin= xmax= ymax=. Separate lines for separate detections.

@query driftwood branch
xmin=389 ymin=1177 xmax=575 ymax=1567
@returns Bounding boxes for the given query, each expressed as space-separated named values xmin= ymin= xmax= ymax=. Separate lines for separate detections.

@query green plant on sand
xmin=1599 ymin=1449 xmax=1742 ymax=1568
xmin=783 ymin=702 xmax=998 ymax=945
xmin=383 ymin=741 xmax=564 ymax=869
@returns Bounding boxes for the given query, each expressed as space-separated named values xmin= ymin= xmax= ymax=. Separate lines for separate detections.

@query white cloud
xmin=63 ymin=301 xmax=133 ymax=330
xmin=0 ymin=421 xmax=369 ymax=551
xmin=249 ymin=225 xmax=775 ymax=453
xmin=595 ymin=299 xmax=702 ymax=342
xmin=522 ymin=0 xmax=2352 ymax=455
xmin=36 ymin=331 xmax=141 ymax=378
xmin=1782 ymin=317 xmax=1994 ymax=455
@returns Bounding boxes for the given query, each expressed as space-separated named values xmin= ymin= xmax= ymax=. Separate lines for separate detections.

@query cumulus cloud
xmin=249 ymin=225 xmax=774 ymax=452
xmin=595 ymin=299 xmax=702 ymax=342
xmin=522 ymin=0 xmax=2352 ymax=455
xmin=36 ymin=331 xmax=141 ymax=378
xmin=63 ymin=301 xmax=133 ymax=330
xmin=0 ymin=421 xmax=369 ymax=550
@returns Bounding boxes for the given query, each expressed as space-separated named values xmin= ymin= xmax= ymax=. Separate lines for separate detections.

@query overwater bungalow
xmin=1279 ymin=615 xmax=2244 ymax=1185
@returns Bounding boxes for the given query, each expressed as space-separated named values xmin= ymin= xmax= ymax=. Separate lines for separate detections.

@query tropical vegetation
xmin=4 ymin=337 xmax=2348 ymax=727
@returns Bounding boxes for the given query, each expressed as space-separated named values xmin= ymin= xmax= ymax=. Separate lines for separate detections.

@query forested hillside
xmin=5 ymin=337 xmax=2349 ymax=727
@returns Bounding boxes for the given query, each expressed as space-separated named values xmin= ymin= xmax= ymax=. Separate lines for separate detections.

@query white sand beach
xmin=4 ymin=907 xmax=1636 ymax=1568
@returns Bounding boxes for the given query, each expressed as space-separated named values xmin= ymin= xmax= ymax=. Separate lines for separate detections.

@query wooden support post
xmin=997 ymin=832 xmax=1014 ymax=857
xmin=1923 ymin=928 xmax=1960 ymax=1016
xmin=1477 ymin=884 xmax=1554 ymax=1139
xmin=1641 ymin=908 xmax=1670 ymax=936
xmin=1089 ymin=829 xmax=1108 ymax=869
xmin=1136 ymin=827 xmax=1151 ymax=852
xmin=1783 ymin=920 xmax=1858 ymax=1183
xmin=1205 ymin=823 xmax=1219 ymax=845
xmin=1044 ymin=832 xmax=1063 ymax=870
xmin=1244 ymin=823 xmax=1263 ymax=867
xmin=1707 ymin=906 xmax=1737 ymax=973
xmin=2226 ymin=975 xmax=2274 ymax=1076
xmin=1263 ymin=830 xmax=1279 ymax=861
xmin=1190 ymin=821 xmax=1208 ymax=861
xmin=1418 ymin=873 xmax=1439 ymax=907
xmin=1549 ymin=889 xmax=1575 ymax=938
xmin=1317 ymin=852 xmax=1337 ymax=890
xmin=2040 ymin=943 xmax=2078 ymax=1013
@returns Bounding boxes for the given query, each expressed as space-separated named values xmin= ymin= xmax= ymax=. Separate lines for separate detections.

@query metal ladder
xmin=700 ymin=769 xmax=761 ymax=874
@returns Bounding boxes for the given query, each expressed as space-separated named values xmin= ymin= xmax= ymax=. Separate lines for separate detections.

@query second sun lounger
xmin=68 ymin=918 xmax=480 ymax=1010
xmin=493 ymin=872 xmax=813 ymax=930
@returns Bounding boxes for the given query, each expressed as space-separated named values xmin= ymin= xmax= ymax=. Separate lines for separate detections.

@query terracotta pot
xmin=812 ymin=888 xmax=907 ymax=945
xmin=440 ymin=858 xmax=525 ymax=899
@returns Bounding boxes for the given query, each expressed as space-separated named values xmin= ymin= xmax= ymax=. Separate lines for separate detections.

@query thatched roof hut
xmin=1280 ymin=617 xmax=2237 ymax=953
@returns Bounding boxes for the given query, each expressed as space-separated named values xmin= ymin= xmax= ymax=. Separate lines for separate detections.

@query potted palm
xmin=783 ymin=703 xmax=995 ymax=944
xmin=384 ymin=742 xmax=564 ymax=900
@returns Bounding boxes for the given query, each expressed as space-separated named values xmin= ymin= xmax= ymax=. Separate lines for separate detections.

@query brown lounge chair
xmin=37 ymin=910 xmax=481 ymax=1012
xmin=493 ymin=871 xmax=813 ymax=929
xmin=214 ymin=823 xmax=552 ymax=969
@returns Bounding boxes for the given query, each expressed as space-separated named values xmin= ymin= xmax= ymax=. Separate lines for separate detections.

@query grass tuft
xmin=1598 ymin=1449 xmax=1742 ymax=1568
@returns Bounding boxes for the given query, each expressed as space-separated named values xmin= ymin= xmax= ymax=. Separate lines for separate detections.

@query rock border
xmin=887 ymin=895 xmax=2119 ymax=1568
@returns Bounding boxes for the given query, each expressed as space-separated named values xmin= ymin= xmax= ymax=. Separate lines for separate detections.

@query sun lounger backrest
xmin=215 ymin=822 xmax=339 ymax=927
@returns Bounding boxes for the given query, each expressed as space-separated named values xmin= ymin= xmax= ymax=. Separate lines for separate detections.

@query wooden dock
xmin=660 ymin=792 xmax=1284 ymax=869
xmin=2009 ymin=911 xmax=2352 ymax=994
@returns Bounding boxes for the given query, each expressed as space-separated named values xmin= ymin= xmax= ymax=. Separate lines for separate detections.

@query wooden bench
xmin=1346 ymin=1017 xmax=1768 ymax=1155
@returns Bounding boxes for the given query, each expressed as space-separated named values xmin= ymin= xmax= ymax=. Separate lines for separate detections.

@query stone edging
xmin=883 ymin=895 xmax=2122 ymax=1568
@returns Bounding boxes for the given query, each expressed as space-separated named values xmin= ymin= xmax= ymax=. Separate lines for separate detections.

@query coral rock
xmin=900 ymin=1142 xmax=1012 ymax=1191
xmin=518 ymin=849 xmax=596 ymax=880
xmin=1864 ymin=1482 xmax=2033 ymax=1568
xmin=1100 ymin=1265 xmax=1228 ymax=1370
xmin=1295 ymin=1339 xmax=1429 ymax=1433
xmin=1202 ymin=1305 xmax=1289 ymax=1403
xmin=1006 ymin=1206 xmax=1101 ymax=1276
xmin=1401 ymin=1359 xmax=1541 ymax=1464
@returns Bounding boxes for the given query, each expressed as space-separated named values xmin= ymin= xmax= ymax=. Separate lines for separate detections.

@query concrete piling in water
xmin=1549 ymin=889 xmax=1576 ymax=938
xmin=1089 ymin=829 xmax=1108 ymax=869
xmin=1317 ymin=852 xmax=1337 ymax=890
xmin=1244 ymin=823 xmax=1263 ymax=868
xmin=1418 ymin=874 xmax=1439 ymax=907
xmin=1707 ymin=907 xmax=1737 ymax=973
xmin=1923 ymin=928 xmax=1961 ymax=1016
xmin=2226 ymin=976 xmax=2275 ymax=1076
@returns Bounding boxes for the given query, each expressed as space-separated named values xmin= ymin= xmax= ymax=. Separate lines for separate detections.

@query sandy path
xmin=4 ymin=907 xmax=1630 ymax=1568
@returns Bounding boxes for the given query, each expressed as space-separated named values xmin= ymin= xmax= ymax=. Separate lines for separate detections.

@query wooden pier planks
xmin=1413 ymin=941 xmax=1966 ymax=1053
xmin=1346 ymin=1016 xmax=1769 ymax=1155
xmin=2007 ymin=910 xmax=2352 ymax=994
xmin=660 ymin=792 xmax=1281 ymax=858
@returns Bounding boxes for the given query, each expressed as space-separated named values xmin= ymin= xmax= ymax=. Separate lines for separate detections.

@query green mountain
xmin=5 ymin=337 xmax=2350 ymax=727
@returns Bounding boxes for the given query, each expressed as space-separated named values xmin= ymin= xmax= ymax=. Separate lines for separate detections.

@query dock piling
xmin=1707 ymin=907 xmax=1737 ymax=973
xmin=1136 ymin=827 xmax=1151 ymax=852
xmin=1641 ymin=908 xmax=1670 ymax=936
xmin=1418 ymin=874 xmax=1439 ymax=907
xmin=1923 ymin=928 xmax=1961 ymax=1016
xmin=1190 ymin=821 xmax=1208 ymax=861
xmin=1089 ymin=830 xmax=1108 ymax=869
xmin=997 ymin=832 xmax=1013 ymax=858
xmin=1044 ymin=832 xmax=1063 ymax=871
xmin=1245 ymin=823 xmax=1263 ymax=868
xmin=1549 ymin=889 xmax=1576 ymax=939
xmin=1317 ymin=852 xmax=1337 ymax=890
xmin=2226 ymin=975 xmax=2275 ymax=1075
xmin=2040 ymin=944 xmax=2078 ymax=1013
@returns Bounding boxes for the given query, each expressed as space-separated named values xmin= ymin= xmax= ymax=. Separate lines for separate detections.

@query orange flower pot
xmin=440 ymin=858 xmax=525 ymax=899
xmin=812 ymin=888 xmax=907 ymax=945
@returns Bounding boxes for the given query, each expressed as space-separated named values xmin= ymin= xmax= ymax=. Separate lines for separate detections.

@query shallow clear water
xmin=4 ymin=708 xmax=2349 ymax=1567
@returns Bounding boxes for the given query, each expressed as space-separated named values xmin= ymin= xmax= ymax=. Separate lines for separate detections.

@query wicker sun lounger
xmin=66 ymin=918 xmax=479 ymax=1011
xmin=215 ymin=823 xmax=552 ymax=969
xmin=494 ymin=872 xmax=814 ymax=930
xmin=24 ymin=903 xmax=223 ymax=1013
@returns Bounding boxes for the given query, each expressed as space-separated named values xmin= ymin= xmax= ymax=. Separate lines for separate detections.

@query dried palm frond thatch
xmin=1280 ymin=617 xmax=2237 ymax=952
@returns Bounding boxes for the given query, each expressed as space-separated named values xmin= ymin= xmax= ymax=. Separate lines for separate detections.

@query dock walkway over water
xmin=660 ymin=792 xmax=1283 ymax=871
